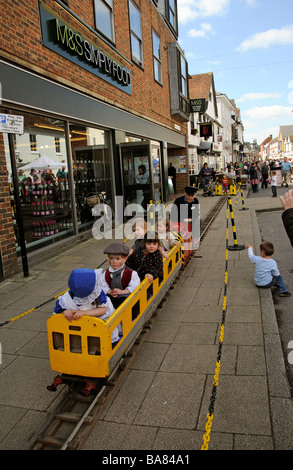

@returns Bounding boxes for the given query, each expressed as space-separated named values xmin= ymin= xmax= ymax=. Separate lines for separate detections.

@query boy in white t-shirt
xmin=271 ymin=171 xmax=277 ymax=197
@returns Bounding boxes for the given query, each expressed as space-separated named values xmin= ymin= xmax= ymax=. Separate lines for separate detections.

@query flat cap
xmin=103 ymin=243 xmax=130 ymax=256
xmin=184 ymin=185 xmax=197 ymax=194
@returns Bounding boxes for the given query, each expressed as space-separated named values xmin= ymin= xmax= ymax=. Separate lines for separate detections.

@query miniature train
xmin=47 ymin=230 xmax=193 ymax=396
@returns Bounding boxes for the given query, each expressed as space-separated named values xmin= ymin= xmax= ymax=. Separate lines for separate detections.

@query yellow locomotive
xmin=47 ymin=240 xmax=185 ymax=395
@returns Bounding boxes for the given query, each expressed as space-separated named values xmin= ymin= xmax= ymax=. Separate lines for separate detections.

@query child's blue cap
xmin=68 ymin=269 xmax=96 ymax=298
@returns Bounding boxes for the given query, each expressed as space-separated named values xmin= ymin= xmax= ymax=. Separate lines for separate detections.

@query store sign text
xmin=39 ymin=3 xmax=132 ymax=95
xmin=55 ymin=20 xmax=131 ymax=88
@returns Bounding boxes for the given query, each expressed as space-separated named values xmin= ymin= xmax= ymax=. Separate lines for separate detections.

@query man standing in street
xmin=170 ymin=186 xmax=200 ymax=249
xmin=281 ymin=157 xmax=292 ymax=188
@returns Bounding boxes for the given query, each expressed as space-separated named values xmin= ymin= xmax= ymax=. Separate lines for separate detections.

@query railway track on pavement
xmin=25 ymin=195 xmax=228 ymax=450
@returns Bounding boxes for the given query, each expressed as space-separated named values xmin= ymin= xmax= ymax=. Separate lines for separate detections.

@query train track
xmin=25 ymin=195 xmax=228 ymax=450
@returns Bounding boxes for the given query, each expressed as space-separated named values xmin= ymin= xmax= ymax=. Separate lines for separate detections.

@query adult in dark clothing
xmin=168 ymin=163 xmax=177 ymax=194
xmin=249 ymin=163 xmax=258 ymax=193
xmin=280 ymin=189 xmax=293 ymax=248
xmin=261 ymin=163 xmax=269 ymax=189
xmin=170 ymin=186 xmax=199 ymax=223
xmin=170 ymin=186 xmax=200 ymax=250
xmin=199 ymin=163 xmax=211 ymax=193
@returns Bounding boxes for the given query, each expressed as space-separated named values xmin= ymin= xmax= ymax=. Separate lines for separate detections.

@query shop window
xmin=129 ymin=0 xmax=143 ymax=66
xmin=69 ymin=123 xmax=112 ymax=232
xmin=94 ymin=0 xmax=115 ymax=43
xmin=1 ymin=109 xmax=73 ymax=252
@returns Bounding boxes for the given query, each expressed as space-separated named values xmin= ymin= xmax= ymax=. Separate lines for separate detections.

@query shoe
xmin=279 ymin=291 xmax=291 ymax=297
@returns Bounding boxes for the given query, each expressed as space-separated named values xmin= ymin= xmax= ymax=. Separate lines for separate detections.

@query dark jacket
xmin=170 ymin=195 xmax=199 ymax=223
xmin=126 ymin=248 xmax=163 ymax=281
xmin=282 ymin=208 xmax=293 ymax=248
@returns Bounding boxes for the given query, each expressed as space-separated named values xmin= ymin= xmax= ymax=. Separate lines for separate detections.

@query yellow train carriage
xmin=47 ymin=242 xmax=183 ymax=385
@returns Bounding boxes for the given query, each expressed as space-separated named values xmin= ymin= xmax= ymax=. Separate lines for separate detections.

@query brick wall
xmin=0 ymin=134 xmax=18 ymax=278
xmin=0 ymin=0 xmax=187 ymax=135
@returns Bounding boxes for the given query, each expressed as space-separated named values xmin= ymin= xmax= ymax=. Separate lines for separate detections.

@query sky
xmin=177 ymin=0 xmax=293 ymax=145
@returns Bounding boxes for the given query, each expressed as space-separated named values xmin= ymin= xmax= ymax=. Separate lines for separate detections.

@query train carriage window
xmin=88 ymin=336 xmax=101 ymax=355
xmin=147 ymin=284 xmax=153 ymax=301
xmin=132 ymin=300 xmax=140 ymax=321
xmin=52 ymin=332 xmax=64 ymax=351
xmin=69 ymin=334 xmax=82 ymax=354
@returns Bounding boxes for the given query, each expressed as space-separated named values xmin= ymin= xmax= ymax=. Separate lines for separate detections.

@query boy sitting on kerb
xmin=246 ymin=241 xmax=291 ymax=297
xmin=53 ymin=268 xmax=120 ymax=342
xmin=101 ymin=243 xmax=140 ymax=309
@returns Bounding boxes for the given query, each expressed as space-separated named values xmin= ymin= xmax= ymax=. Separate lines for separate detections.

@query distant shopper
xmin=271 ymin=171 xmax=277 ymax=197
xmin=261 ymin=162 xmax=269 ymax=189
xmin=249 ymin=163 xmax=258 ymax=193
xmin=280 ymin=189 xmax=293 ymax=247
xmin=246 ymin=242 xmax=291 ymax=297
xmin=168 ymin=162 xmax=177 ymax=194
xmin=281 ymin=157 xmax=292 ymax=188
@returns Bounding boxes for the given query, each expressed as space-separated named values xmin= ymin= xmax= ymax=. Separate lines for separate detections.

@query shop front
xmin=0 ymin=61 xmax=186 ymax=276
xmin=0 ymin=108 xmax=113 ymax=254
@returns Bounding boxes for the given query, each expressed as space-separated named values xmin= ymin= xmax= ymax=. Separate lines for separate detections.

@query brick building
xmin=0 ymin=0 xmax=190 ymax=278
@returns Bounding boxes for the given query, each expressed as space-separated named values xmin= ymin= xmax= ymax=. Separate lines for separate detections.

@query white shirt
xmin=101 ymin=265 xmax=140 ymax=293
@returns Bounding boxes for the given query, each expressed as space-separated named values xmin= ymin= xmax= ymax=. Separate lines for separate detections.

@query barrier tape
xmin=201 ymin=200 xmax=230 ymax=450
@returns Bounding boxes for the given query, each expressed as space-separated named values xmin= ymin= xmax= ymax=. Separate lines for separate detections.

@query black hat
xmin=103 ymin=243 xmax=130 ymax=256
xmin=184 ymin=186 xmax=197 ymax=195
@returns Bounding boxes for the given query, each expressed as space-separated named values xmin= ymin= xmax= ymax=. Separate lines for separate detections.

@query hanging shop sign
xmin=200 ymin=123 xmax=213 ymax=138
xmin=39 ymin=3 xmax=132 ymax=95
xmin=190 ymin=98 xmax=206 ymax=113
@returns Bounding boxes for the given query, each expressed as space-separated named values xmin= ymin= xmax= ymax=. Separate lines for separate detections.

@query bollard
xmin=229 ymin=178 xmax=236 ymax=196
xmin=227 ymin=197 xmax=245 ymax=251
xmin=215 ymin=179 xmax=222 ymax=196
xmin=239 ymin=187 xmax=249 ymax=211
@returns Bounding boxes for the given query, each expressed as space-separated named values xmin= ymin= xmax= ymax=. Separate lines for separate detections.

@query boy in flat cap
xmin=101 ymin=243 xmax=140 ymax=309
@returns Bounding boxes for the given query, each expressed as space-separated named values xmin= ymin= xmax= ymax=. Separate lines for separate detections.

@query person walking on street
xmin=281 ymin=157 xmax=292 ymax=188
xmin=168 ymin=162 xmax=177 ymax=194
xmin=261 ymin=162 xmax=269 ymax=189
xmin=249 ymin=163 xmax=258 ymax=193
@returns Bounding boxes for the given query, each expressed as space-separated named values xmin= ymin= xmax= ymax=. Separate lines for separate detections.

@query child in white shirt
xmin=271 ymin=171 xmax=277 ymax=197
xmin=101 ymin=243 xmax=140 ymax=309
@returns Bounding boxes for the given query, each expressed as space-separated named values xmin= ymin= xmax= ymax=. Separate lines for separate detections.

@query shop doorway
xmin=119 ymin=141 xmax=162 ymax=215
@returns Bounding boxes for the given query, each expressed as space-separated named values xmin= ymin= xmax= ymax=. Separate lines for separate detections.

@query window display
xmin=1 ymin=109 xmax=113 ymax=252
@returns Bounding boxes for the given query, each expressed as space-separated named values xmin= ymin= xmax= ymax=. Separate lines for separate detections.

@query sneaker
xmin=279 ymin=291 xmax=291 ymax=297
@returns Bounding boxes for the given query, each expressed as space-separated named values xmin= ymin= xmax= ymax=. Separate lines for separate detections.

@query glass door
xmin=120 ymin=141 xmax=152 ymax=212
xmin=151 ymin=142 xmax=161 ymax=203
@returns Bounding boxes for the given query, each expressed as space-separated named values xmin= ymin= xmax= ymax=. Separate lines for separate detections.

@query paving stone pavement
xmin=1 ymin=188 xmax=293 ymax=451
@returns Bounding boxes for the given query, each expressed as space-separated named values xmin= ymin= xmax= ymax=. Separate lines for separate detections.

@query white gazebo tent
xmin=21 ymin=154 xmax=67 ymax=171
